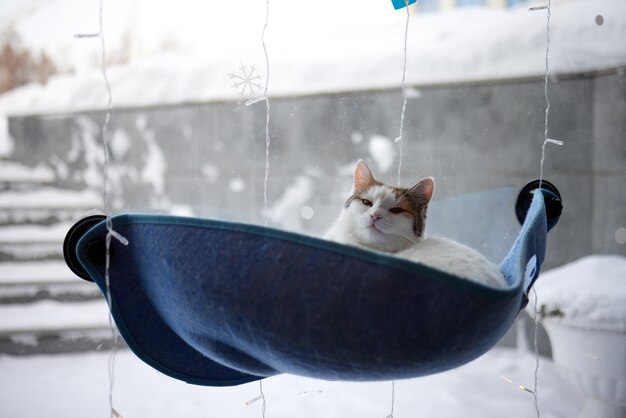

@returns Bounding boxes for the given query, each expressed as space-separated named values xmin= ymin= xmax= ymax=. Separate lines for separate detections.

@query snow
xmin=0 ymin=282 xmax=98 ymax=300
xmin=139 ymin=129 xmax=167 ymax=201
xmin=0 ymin=0 xmax=623 ymax=118
xmin=229 ymin=177 xmax=247 ymax=193
xmin=368 ymin=134 xmax=396 ymax=174
xmin=201 ymin=163 xmax=220 ymax=183
xmin=529 ymin=255 xmax=626 ymax=331
xmin=0 ymin=299 xmax=108 ymax=333
xmin=0 ymin=222 xmax=71 ymax=243
xmin=0 ymin=347 xmax=583 ymax=418
xmin=0 ymin=0 xmax=623 ymax=157
xmin=616 ymin=226 xmax=626 ymax=245
xmin=0 ymin=161 xmax=54 ymax=183
xmin=0 ymin=115 xmax=13 ymax=157
xmin=0 ymin=222 xmax=70 ymax=261
xmin=268 ymin=175 xmax=314 ymax=232
xmin=0 ymin=261 xmax=76 ymax=284
xmin=0 ymin=187 xmax=100 ymax=209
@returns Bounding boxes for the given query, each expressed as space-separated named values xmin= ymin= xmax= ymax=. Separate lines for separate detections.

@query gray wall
xmin=9 ymin=70 xmax=626 ymax=268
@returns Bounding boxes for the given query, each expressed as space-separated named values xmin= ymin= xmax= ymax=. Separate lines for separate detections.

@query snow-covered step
xmin=0 ymin=187 xmax=101 ymax=226
xmin=0 ymin=242 xmax=62 ymax=261
xmin=0 ymin=207 xmax=94 ymax=226
xmin=0 ymin=326 xmax=122 ymax=356
xmin=0 ymin=281 xmax=101 ymax=304
xmin=0 ymin=222 xmax=70 ymax=244
xmin=0 ymin=261 xmax=76 ymax=284
xmin=0 ymin=223 xmax=71 ymax=261
xmin=0 ymin=260 xmax=100 ymax=303
xmin=0 ymin=161 xmax=55 ymax=186
xmin=0 ymin=299 xmax=110 ymax=334
xmin=0 ymin=299 xmax=120 ymax=355
xmin=0 ymin=187 xmax=100 ymax=210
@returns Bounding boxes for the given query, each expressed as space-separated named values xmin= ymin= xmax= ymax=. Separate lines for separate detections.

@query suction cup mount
xmin=63 ymin=214 xmax=106 ymax=282
xmin=515 ymin=179 xmax=563 ymax=231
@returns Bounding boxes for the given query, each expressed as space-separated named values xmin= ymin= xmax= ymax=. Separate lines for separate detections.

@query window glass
xmin=419 ymin=0 xmax=440 ymax=12
xmin=457 ymin=0 xmax=487 ymax=7
xmin=1 ymin=0 xmax=624 ymax=416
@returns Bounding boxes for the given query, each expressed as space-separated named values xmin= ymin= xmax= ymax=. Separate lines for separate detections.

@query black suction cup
xmin=515 ymin=179 xmax=563 ymax=231
xmin=63 ymin=215 xmax=106 ymax=282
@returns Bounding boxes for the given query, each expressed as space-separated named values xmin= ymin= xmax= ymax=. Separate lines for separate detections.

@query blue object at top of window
xmin=391 ymin=0 xmax=417 ymax=9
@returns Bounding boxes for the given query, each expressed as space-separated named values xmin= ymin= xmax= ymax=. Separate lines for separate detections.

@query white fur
xmin=324 ymin=185 xmax=418 ymax=253
xmin=325 ymin=188 xmax=506 ymax=287
xmin=397 ymin=236 xmax=506 ymax=288
xmin=325 ymin=160 xmax=506 ymax=288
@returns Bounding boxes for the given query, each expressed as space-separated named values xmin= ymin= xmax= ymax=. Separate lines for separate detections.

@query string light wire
xmin=531 ymin=287 xmax=541 ymax=418
xmin=261 ymin=0 xmax=271 ymax=411
xmin=389 ymin=3 xmax=411 ymax=414
xmin=75 ymin=1 xmax=128 ymax=417
xmin=385 ymin=380 xmax=396 ymax=418
xmin=245 ymin=380 xmax=267 ymax=418
xmin=258 ymin=1 xmax=271 ymax=415
xmin=395 ymin=0 xmax=410 ymax=186
xmin=262 ymin=0 xmax=271 ymax=226
xmin=245 ymin=0 xmax=271 ymax=226
xmin=536 ymin=0 xmax=559 ymax=189
xmin=529 ymin=2 xmax=557 ymax=417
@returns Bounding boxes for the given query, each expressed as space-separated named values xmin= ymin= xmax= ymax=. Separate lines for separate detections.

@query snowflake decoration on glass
xmin=229 ymin=63 xmax=263 ymax=97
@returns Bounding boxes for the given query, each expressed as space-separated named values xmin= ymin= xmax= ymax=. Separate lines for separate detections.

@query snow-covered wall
xmin=8 ymin=69 xmax=626 ymax=267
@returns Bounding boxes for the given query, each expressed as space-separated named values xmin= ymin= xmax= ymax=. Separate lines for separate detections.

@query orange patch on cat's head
xmin=393 ymin=196 xmax=419 ymax=217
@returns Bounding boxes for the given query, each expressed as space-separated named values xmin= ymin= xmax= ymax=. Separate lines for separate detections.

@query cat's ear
xmin=353 ymin=160 xmax=375 ymax=191
xmin=408 ymin=177 xmax=434 ymax=205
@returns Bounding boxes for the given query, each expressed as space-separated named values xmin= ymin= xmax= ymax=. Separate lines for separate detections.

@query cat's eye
xmin=361 ymin=199 xmax=373 ymax=207
xmin=389 ymin=207 xmax=405 ymax=214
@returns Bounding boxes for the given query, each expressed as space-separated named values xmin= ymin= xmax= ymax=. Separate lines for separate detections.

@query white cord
xmin=537 ymin=0 xmax=552 ymax=190
xmin=530 ymin=3 xmax=553 ymax=415
xmin=75 ymin=1 xmax=128 ymax=416
xmin=395 ymin=0 xmax=410 ymax=186
xmin=531 ymin=288 xmax=541 ymax=418
xmin=261 ymin=0 xmax=271 ymax=226
xmin=386 ymin=380 xmax=396 ymax=418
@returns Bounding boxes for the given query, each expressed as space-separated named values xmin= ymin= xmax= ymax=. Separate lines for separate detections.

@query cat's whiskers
xmin=397 ymin=234 xmax=420 ymax=248
xmin=382 ymin=229 xmax=420 ymax=252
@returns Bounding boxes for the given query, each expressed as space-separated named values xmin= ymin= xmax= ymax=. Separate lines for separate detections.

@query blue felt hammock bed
xmin=64 ymin=181 xmax=561 ymax=387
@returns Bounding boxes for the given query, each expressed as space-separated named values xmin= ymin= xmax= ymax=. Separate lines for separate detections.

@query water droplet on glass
xmin=595 ymin=15 xmax=604 ymax=26
xmin=301 ymin=206 xmax=314 ymax=220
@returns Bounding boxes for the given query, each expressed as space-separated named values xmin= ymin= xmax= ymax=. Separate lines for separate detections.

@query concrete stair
xmin=0 ymin=186 xmax=100 ymax=226
xmin=0 ymin=159 xmax=119 ymax=355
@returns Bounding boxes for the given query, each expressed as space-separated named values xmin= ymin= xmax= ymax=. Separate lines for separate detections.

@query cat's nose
xmin=371 ymin=213 xmax=381 ymax=221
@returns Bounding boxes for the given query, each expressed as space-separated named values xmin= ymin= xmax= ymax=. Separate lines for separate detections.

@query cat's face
xmin=342 ymin=160 xmax=433 ymax=252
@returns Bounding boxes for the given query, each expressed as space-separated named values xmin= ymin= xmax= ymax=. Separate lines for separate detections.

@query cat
xmin=324 ymin=160 xmax=506 ymax=288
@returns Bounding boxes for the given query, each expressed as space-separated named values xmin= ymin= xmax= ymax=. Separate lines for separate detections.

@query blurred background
xmin=0 ymin=0 xmax=624 ymax=417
